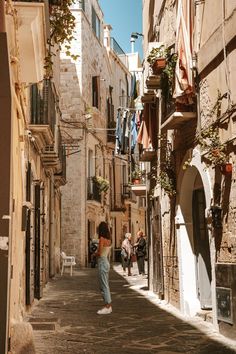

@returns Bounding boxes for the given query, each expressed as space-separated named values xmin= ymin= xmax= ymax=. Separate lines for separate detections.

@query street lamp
xmin=130 ymin=32 xmax=143 ymax=53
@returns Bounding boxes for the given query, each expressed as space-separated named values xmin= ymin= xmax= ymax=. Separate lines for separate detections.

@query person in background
xmin=96 ymin=221 xmax=112 ymax=315
xmin=134 ymin=231 xmax=146 ymax=275
xmin=121 ymin=233 xmax=133 ymax=276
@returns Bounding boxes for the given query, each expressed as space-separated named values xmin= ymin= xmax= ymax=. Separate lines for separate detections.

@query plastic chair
xmin=61 ymin=251 xmax=76 ymax=276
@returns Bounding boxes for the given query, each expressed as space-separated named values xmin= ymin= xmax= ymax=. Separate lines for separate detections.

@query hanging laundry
xmin=130 ymin=74 xmax=138 ymax=100
xmin=131 ymin=112 xmax=138 ymax=153
xmin=136 ymin=105 xmax=152 ymax=150
xmin=115 ymin=109 xmax=122 ymax=154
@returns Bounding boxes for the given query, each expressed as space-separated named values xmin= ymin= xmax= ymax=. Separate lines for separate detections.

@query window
xmin=92 ymin=76 xmax=100 ymax=109
xmin=92 ymin=6 xmax=100 ymax=40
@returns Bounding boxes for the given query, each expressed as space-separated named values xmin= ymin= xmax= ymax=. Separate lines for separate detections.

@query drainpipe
xmin=0 ymin=2 xmax=12 ymax=353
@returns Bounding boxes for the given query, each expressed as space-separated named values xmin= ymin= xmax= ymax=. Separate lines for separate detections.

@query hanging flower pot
xmin=221 ymin=163 xmax=233 ymax=175
xmin=152 ymin=58 xmax=166 ymax=75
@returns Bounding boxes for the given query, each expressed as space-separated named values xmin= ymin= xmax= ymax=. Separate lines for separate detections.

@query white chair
xmin=61 ymin=251 xmax=76 ymax=276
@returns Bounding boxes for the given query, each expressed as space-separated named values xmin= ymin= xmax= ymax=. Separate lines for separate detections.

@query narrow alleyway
xmin=30 ymin=264 xmax=236 ymax=354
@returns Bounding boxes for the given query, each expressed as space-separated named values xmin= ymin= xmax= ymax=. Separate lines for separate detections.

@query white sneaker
xmin=97 ymin=307 xmax=112 ymax=315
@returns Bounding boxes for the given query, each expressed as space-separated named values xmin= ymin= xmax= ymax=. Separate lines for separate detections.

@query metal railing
xmin=87 ymin=177 xmax=101 ymax=203
xmin=30 ymin=79 xmax=56 ymax=135
xmin=122 ymin=183 xmax=131 ymax=199
xmin=111 ymin=193 xmax=126 ymax=212
xmin=110 ymin=37 xmax=126 ymax=56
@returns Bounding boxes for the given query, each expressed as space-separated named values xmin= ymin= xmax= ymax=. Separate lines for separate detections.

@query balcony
xmin=87 ymin=177 xmax=101 ymax=203
xmin=145 ymin=75 xmax=161 ymax=90
xmin=141 ymin=89 xmax=156 ymax=104
xmin=122 ymin=184 xmax=131 ymax=200
xmin=139 ymin=149 xmax=157 ymax=162
xmin=13 ymin=1 xmax=46 ymax=83
xmin=110 ymin=193 xmax=126 ymax=215
xmin=41 ymin=131 xmax=64 ymax=173
xmin=29 ymin=79 xmax=56 ymax=152
xmin=161 ymin=101 xmax=197 ymax=131
xmin=131 ymin=180 xmax=147 ymax=197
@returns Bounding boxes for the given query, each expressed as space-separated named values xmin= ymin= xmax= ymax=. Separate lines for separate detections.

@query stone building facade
xmin=0 ymin=1 xmax=66 ymax=352
xmin=60 ymin=0 xmax=146 ymax=266
xmin=142 ymin=0 xmax=236 ymax=340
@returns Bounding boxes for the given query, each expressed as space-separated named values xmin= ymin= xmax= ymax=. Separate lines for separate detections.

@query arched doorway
xmin=176 ymin=150 xmax=214 ymax=316
xmin=192 ymin=176 xmax=212 ymax=309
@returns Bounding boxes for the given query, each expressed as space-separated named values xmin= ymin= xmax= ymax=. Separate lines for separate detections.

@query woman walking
xmin=96 ymin=221 xmax=112 ymax=315
xmin=121 ymin=233 xmax=133 ymax=276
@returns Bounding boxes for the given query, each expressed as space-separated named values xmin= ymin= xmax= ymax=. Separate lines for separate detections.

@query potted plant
xmin=92 ymin=176 xmax=109 ymax=194
xmin=147 ymin=45 xmax=168 ymax=74
xmin=157 ymin=170 xmax=176 ymax=197
xmin=131 ymin=168 xmax=146 ymax=184
xmin=220 ymin=162 xmax=233 ymax=175
xmin=131 ymin=169 xmax=141 ymax=184
xmin=198 ymin=127 xmax=228 ymax=167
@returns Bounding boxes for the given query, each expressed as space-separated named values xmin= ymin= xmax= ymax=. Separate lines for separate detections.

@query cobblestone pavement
xmin=30 ymin=263 xmax=236 ymax=354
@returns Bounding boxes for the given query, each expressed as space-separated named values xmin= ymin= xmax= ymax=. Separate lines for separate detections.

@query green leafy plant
xmin=147 ymin=45 xmax=168 ymax=66
xmin=182 ymin=158 xmax=192 ymax=170
xmin=198 ymin=127 xmax=228 ymax=166
xmin=157 ymin=170 xmax=176 ymax=196
xmin=131 ymin=169 xmax=141 ymax=180
xmin=93 ymin=176 xmax=109 ymax=194
xmin=131 ymin=168 xmax=146 ymax=182
xmin=160 ymin=52 xmax=178 ymax=100
xmin=44 ymin=0 xmax=79 ymax=77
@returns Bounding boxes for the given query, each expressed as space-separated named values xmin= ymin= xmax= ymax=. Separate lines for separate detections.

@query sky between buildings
xmin=99 ymin=0 xmax=143 ymax=60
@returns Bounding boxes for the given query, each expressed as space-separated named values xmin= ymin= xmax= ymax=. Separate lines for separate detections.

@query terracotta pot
xmin=152 ymin=58 xmax=166 ymax=75
xmin=211 ymin=149 xmax=220 ymax=157
xmin=221 ymin=163 xmax=233 ymax=175
xmin=132 ymin=179 xmax=140 ymax=185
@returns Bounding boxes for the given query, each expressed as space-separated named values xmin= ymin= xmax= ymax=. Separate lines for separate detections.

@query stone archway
xmin=175 ymin=149 xmax=215 ymax=317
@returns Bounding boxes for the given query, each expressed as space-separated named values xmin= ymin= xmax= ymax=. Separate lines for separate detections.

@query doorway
xmin=177 ymin=157 xmax=213 ymax=316
xmin=192 ymin=188 xmax=212 ymax=309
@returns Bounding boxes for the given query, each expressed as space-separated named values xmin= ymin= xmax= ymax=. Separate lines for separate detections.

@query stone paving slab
xmin=29 ymin=264 xmax=236 ymax=354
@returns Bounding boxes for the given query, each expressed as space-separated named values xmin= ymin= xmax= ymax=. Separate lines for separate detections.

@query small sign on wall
xmin=216 ymin=287 xmax=233 ymax=324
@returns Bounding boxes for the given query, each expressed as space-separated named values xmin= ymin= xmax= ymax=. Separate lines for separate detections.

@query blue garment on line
xmin=131 ymin=112 xmax=137 ymax=152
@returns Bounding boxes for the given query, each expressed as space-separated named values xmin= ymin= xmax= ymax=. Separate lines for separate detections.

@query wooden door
xmin=152 ymin=198 xmax=164 ymax=298
xmin=192 ymin=189 xmax=212 ymax=309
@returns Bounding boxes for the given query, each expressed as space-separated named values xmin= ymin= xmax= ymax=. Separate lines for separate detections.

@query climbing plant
xmin=198 ymin=126 xmax=228 ymax=166
xmin=45 ymin=0 xmax=79 ymax=77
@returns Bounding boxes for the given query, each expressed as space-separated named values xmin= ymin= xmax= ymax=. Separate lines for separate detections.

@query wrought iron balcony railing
xmin=30 ymin=79 xmax=56 ymax=135
xmin=110 ymin=193 xmax=126 ymax=212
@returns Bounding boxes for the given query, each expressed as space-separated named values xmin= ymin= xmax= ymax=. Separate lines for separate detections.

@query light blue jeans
xmin=98 ymin=256 xmax=111 ymax=304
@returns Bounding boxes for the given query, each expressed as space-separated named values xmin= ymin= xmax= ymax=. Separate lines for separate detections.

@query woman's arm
xmin=95 ymin=237 xmax=104 ymax=257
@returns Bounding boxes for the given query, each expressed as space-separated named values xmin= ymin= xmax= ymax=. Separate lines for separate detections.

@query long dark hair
xmin=98 ymin=221 xmax=111 ymax=240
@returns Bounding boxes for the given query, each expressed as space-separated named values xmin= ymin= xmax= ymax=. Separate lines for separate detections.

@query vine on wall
xmin=45 ymin=0 xmax=79 ymax=77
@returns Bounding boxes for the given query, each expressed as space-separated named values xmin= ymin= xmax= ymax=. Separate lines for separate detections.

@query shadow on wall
xmin=213 ymin=166 xmax=232 ymax=253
